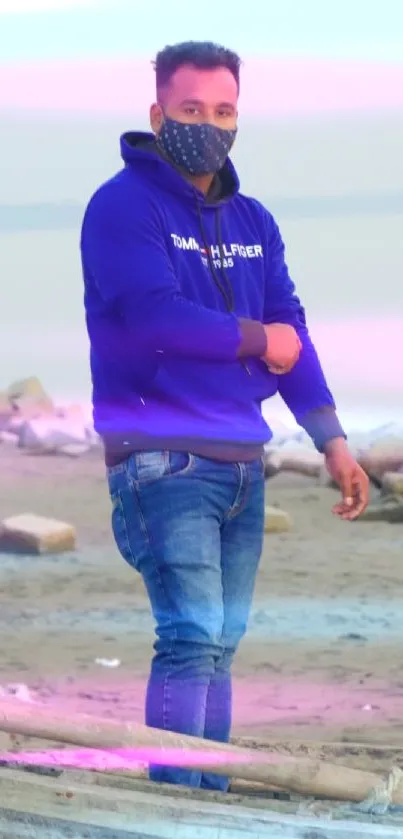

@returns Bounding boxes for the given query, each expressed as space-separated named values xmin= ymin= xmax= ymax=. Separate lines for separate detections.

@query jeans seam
xmin=127 ymin=477 xmax=176 ymax=731
xmin=226 ymin=464 xmax=250 ymax=520
xmin=113 ymin=490 xmax=137 ymax=568
xmin=133 ymin=484 xmax=152 ymax=547
xmin=162 ymin=618 xmax=176 ymax=732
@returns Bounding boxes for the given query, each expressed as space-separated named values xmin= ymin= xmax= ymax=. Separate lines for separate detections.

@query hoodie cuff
xmin=299 ymin=406 xmax=347 ymax=453
xmin=237 ymin=318 xmax=267 ymax=358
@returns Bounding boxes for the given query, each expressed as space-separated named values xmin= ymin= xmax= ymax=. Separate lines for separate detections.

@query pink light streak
xmin=1 ymin=674 xmax=398 ymax=774
xmin=0 ymin=745 xmax=292 ymax=771
xmin=12 ymin=316 xmax=402 ymax=395
xmin=2 ymin=58 xmax=403 ymax=115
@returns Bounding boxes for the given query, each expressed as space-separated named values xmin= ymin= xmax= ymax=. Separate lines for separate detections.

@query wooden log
xmin=1 ymin=700 xmax=403 ymax=805
xmin=3 ymin=729 xmax=403 ymax=777
xmin=1 ymin=767 xmax=403 ymax=839
xmin=233 ymin=737 xmax=403 ymax=774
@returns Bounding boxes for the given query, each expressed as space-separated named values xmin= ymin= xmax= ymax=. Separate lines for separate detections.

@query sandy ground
xmin=1 ymin=443 xmax=403 ymax=754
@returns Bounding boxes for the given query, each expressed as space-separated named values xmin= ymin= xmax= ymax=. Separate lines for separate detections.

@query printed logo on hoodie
xmin=170 ymin=233 xmax=263 ymax=269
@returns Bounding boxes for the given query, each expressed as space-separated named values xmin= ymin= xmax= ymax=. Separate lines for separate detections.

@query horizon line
xmin=1 ymin=192 xmax=403 ymax=232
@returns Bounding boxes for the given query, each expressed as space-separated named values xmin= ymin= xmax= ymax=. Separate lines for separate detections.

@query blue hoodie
xmin=81 ymin=131 xmax=345 ymax=465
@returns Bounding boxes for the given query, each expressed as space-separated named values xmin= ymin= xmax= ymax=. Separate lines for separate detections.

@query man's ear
xmin=150 ymin=103 xmax=164 ymax=134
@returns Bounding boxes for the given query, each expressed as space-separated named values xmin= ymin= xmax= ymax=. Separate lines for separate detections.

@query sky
xmin=1 ymin=0 xmax=402 ymax=416
xmin=1 ymin=0 xmax=403 ymax=116
xmin=1 ymin=0 xmax=403 ymax=62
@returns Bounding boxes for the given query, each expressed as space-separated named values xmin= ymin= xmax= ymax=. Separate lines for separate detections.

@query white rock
xmin=59 ymin=443 xmax=91 ymax=458
xmin=0 ymin=513 xmax=76 ymax=555
xmin=85 ymin=423 xmax=102 ymax=447
xmin=55 ymin=403 xmax=85 ymax=422
xmin=18 ymin=417 xmax=87 ymax=453
xmin=264 ymin=505 xmax=292 ymax=533
xmin=4 ymin=683 xmax=35 ymax=703
xmin=95 ymin=658 xmax=121 ymax=668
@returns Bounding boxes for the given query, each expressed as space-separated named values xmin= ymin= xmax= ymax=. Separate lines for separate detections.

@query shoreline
xmin=1 ymin=442 xmax=403 ymax=750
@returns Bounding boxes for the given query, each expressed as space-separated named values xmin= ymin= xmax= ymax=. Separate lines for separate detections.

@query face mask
xmin=157 ymin=116 xmax=237 ymax=176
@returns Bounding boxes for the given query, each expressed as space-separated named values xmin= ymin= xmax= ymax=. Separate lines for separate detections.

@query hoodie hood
xmin=120 ymin=130 xmax=240 ymax=206
xmin=120 ymin=130 xmax=242 ymax=317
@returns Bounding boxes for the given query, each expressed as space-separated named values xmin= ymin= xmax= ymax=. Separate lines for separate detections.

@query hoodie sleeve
xmin=262 ymin=211 xmax=346 ymax=451
xmin=81 ymin=184 xmax=267 ymax=363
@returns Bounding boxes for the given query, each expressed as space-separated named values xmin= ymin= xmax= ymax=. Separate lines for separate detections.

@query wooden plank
xmin=0 ymin=810 xmax=151 ymax=839
xmin=3 ymin=731 xmax=403 ymax=783
xmin=1 ymin=768 xmax=403 ymax=839
xmin=2 ymin=700 xmax=403 ymax=804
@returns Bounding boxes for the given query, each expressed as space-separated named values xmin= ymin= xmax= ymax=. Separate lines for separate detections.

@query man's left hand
xmin=324 ymin=438 xmax=370 ymax=520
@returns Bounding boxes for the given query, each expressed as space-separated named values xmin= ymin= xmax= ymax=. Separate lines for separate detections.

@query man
xmin=80 ymin=40 xmax=369 ymax=792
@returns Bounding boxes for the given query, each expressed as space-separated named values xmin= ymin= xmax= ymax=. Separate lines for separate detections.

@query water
xmin=1 ymin=215 xmax=402 ymax=432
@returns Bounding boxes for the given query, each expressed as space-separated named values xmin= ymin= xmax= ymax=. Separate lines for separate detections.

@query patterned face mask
xmin=157 ymin=117 xmax=237 ymax=176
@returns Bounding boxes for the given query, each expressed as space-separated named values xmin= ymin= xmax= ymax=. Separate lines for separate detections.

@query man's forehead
xmin=168 ymin=64 xmax=238 ymax=104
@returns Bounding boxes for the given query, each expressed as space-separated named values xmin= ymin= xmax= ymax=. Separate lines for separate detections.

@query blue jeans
xmin=107 ymin=451 xmax=264 ymax=791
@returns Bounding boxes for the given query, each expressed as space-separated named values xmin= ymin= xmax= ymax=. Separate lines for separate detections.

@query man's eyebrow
xmin=179 ymin=98 xmax=204 ymax=107
xmin=179 ymin=98 xmax=236 ymax=109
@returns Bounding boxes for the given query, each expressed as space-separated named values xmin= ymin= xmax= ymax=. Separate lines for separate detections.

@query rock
xmin=263 ymin=414 xmax=297 ymax=446
xmin=381 ymin=471 xmax=403 ymax=497
xmin=264 ymin=505 xmax=292 ymax=533
xmin=58 ymin=443 xmax=91 ymax=457
xmin=7 ymin=376 xmax=54 ymax=419
xmin=358 ymin=437 xmax=403 ymax=483
xmin=85 ymin=423 xmax=102 ymax=448
xmin=263 ymin=450 xmax=282 ymax=479
xmin=56 ymin=403 xmax=85 ymax=423
xmin=6 ymin=415 xmax=27 ymax=436
xmin=359 ymin=495 xmax=403 ymax=524
xmin=0 ymin=391 xmax=12 ymax=430
xmin=277 ymin=445 xmax=324 ymax=478
xmin=0 ymin=431 xmax=19 ymax=446
xmin=18 ymin=417 xmax=87 ymax=453
xmin=0 ymin=513 xmax=76 ymax=555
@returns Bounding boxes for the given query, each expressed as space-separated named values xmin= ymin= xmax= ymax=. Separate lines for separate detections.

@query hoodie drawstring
xmin=196 ymin=202 xmax=234 ymax=312
xmin=196 ymin=200 xmax=251 ymax=376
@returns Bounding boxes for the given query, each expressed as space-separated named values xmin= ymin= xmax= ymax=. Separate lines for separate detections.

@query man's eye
xmin=184 ymin=107 xmax=198 ymax=115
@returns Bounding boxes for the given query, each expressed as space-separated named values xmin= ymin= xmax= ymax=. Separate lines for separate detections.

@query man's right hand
xmin=261 ymin=323 xmax=302 ymax=374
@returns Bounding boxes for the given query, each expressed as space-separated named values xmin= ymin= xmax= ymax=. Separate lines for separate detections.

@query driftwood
xmin=232 ymin=736 xmax=403 ymax=776
xmin=0 ymin=699 xmax=403 ymax=806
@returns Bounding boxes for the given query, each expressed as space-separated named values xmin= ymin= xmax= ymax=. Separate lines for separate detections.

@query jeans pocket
xmin=167 ymin=451 xmax=195 ymax=477
xmin=110 ymin=490 xmax=139 ymax=571
xmin=128 ymin=451 xmax=195 ymax=484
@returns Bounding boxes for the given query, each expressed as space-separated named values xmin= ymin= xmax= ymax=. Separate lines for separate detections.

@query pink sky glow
xmin=2 ymin=57 xmax=403 ymax=115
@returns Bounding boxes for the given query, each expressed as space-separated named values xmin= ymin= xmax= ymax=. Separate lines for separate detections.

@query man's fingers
xmin=349 ymin=474 xmax=370 ymax=518
xmin=339 ymin=472 xmax=353 ymax=507
xmin=266 ymin=344 xmax=301 ymax=374
xmin=268 ymin=363 xmax=294 ymax=374
xmin=332 ymin=472 xmax=369 ymax=520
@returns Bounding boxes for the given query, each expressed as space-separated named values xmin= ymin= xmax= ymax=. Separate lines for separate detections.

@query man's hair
xmin=152 ymin=41 xmax=242 ymax=101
